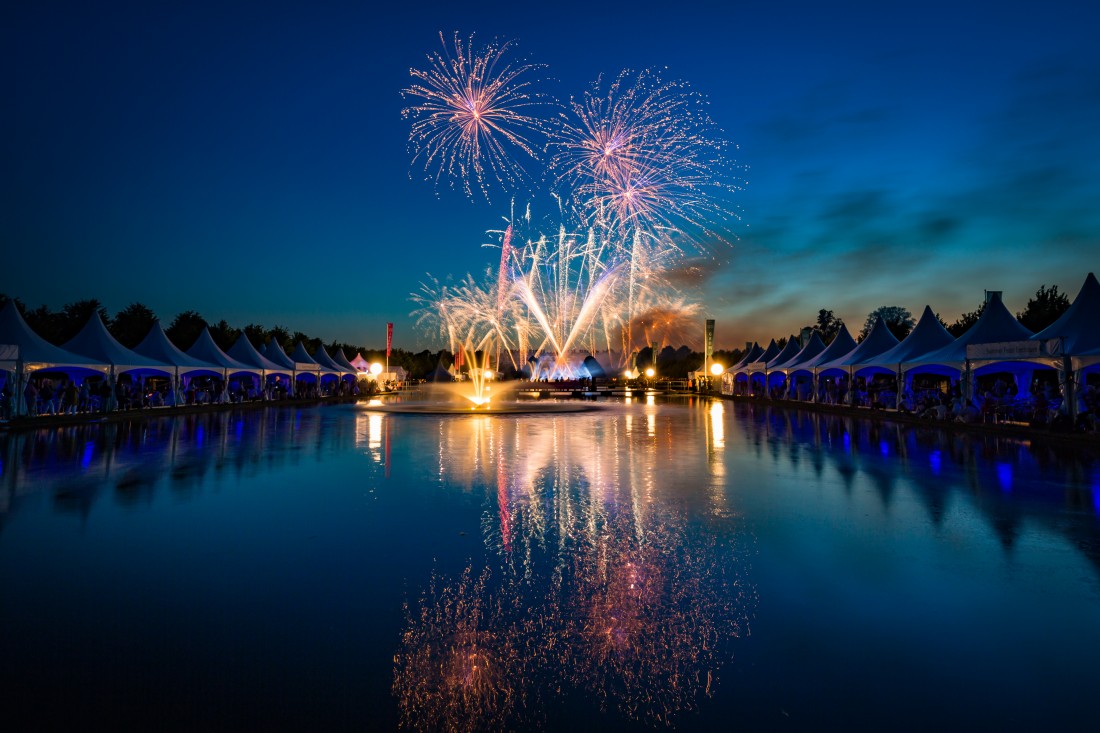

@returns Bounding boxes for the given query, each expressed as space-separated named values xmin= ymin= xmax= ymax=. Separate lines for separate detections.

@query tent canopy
xmin=772 ymin=332 xmax=828 ymax=373
xmin=817 ymin=316 xmax=900 ymax=374
xmin=907 ymin=293 xmax=1032 ymax=369
xmin=187 ymin=328 xmax=256 ymax=374
xmin=0 ymin=300 xmax=107 ymax=375
xmin=63 ymin=313 xmax=173 ymax=376
xmin=861 ymin=306 xmax=955 ymax=372
xmin=264 ymin=340 xmax=296 ymax=370
xmin=227 ymin=333 xmax=289 ymax=375
xmin=134 ymin=320 xmax=224 ymax=375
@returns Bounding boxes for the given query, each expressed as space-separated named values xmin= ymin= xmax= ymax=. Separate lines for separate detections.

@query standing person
xmin=78 ymin=379 xmax=91 ymax=413
xmin=24 ymin=378 xmax=38 ymax=417
xmin=63 ymin=379 xmax=78 ymax=415
xmin=40 ymin=379 xmax=56 ymax=415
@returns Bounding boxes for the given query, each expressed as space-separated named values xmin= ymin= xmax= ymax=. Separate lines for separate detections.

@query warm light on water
xmin=1 ymin=397 xmax=1099 ymax=730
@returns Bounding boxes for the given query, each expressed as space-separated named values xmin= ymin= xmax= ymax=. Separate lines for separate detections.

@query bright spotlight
xmin=370 ymin=362 xmax=383 ymax=376
xmin=710 ymin=362 xmax=724 ymax=376
xmin=644 ymin=368 xmax=655 ymax=378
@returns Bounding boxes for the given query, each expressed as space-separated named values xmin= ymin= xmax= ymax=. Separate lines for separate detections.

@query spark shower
xmin=404 ymin=32 xmax=742 ymax=381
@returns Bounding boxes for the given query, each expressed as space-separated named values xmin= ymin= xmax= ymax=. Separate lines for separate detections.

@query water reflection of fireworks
xmin=394 ymin=411 xmax=756 ymax=729
xmin=393 ymin=567 xmax=527 ymax=732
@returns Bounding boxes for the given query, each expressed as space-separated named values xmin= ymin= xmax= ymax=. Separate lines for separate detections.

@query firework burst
xmin=402 ymin=32 xmax=553 ymax=200
xmin=549 ymin=69 xmax=741 ymax=250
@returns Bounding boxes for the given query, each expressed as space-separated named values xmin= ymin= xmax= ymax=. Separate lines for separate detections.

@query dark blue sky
xmin=3 ymin=0 xmax=1098 ymax=349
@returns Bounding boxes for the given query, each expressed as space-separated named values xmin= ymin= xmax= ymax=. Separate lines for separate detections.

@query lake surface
xmin=1 ymin=396 xmax=1099 ymax=731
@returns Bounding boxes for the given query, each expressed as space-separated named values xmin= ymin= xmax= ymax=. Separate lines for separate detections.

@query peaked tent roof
xmin=290 ymin=341 xmax=322 ymax=368
xmin=861 ymin=306 xmax=955 ymax=370
xmin=63 ymin=313 xmax=174 ymax=375
xmin=264 ymin=340 xmax=296 ymax=370
xmin=772 ymin=332 xmax=828 ymax=372
xmin=766 ymin=336 xmax=802 ymax=369
xmin=729 ymin=343 xmax=763 ymax=371
xmin=227 ymin=333 xmax=288 ymax=374
xmin=743 ymin=339 xmax=781 ymax=373
xmin=817 ymin=316 xmax=900 ymax=372
xmin=332 ymin=349 xmax=358 ymax=372
xmin=907 ymin=294 xmax=1032 ymax=368
xmin=134 ymin=321 xmax=223 ymax=374
xmin=0 ymin=300 xmax=107 ymax=373
xmin=1032 ymin=272 xmax=1100 ymax=356
xmin=186 ymin=328 xmax=256 ymax=373
xmin=314 ymin=345 xmax=352 ymax=374
xmin=801 ymin=324 xmax=859 ymax=370
xmin=349 ymin=352 xmax=371 ymax=371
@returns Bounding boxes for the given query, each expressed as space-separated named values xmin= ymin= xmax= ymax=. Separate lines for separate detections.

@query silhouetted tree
xmin=947 ymin=303 xmax=984 ymax=338
xmin=0 ymin=293 xmax=26 ymax=314
xmin=804 ymin=309 xmax=844 ymax=345
xmin=23 ymin=304 xmax=62 ymax=343
xmin=110 ymin=302 xmax=157 ymax=348
xmin=1016 ymin=284 xmax=1069 ymax=332
xmin=208 ymin=320 xmax=241 ymax=351
xmin=243 ymin=324 xmax=268 ymax=349
xmin=166 ymin=310 xmax=208 ymax=350
xmin=267 ymin=325 xmax=291 ymax=349
xmin=861 ymin=305 xmax=915 ymax=341
xmin=52 ymin=299 xmax=110 ymax=345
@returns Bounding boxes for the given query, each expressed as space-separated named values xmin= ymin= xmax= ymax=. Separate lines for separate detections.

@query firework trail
xmin=405 ymin=37 xmax=742 ymax=374
xmin=402 ymin=32 xmax=553 ymax=200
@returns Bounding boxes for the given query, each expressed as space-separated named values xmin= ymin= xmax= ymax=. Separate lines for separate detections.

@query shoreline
xmin=3 ymin=388 xmax=1099 ymax=452
xmin=713 ymin=392 xmax=1100 ymax=450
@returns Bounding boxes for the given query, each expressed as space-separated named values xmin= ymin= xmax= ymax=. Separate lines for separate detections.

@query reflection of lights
xmin=646 ymin=394 xmax=655 ymax=407
xmin=709 ymin=401 xmax=725 ymax=449
xmin=368 ymin=414 xmax=382 ymax=449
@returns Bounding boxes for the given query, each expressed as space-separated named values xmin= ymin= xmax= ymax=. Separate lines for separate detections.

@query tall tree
xmin=1016 ymin=284 xmax=1070 ymax=332
xmin=861 ymin=306 xmax=915 ymax=342
xmin=166 ymin=311 xmax=208 ymax=350
xmin=804 ymin=309 xmax=844 ymax=345
xmin=110 ymin=302 xmax=158 ymax=348
xmin=947 ymin=303 xmax=984 ymax=338
xmin=243 ymin=324 xmax=268 ymax=349
xmin=56 ymin=299 xmax=110 ymax=344
xmin=23 ymin=304 xmax=62 ymax=343
xmin=267 ymin=325 xmax=291 ymax=348
xmin=209 ymin=320 xmax=241 ymax=351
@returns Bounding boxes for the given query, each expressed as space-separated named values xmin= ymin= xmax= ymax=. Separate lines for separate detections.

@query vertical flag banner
xmin=705 ymin=319 xmax=715 ymax=358
xmin=386 ymin=323 xmax=393 ymax=358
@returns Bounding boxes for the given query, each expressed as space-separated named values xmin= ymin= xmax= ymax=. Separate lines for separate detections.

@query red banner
xmin=386 ymin=323 xmax=393 ymax=358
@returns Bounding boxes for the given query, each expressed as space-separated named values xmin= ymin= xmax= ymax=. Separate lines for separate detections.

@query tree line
xmin=0 ymin=294 xmax=455 ymax=379
xmin=713 ymin=284 xmax=1071 ymax=369
xmin=0 ymin=282 xmax=1074 ymax=380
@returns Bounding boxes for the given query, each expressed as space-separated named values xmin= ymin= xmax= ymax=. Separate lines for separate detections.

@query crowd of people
xmin=0 ymin=373 xmax=365 ymax=421
xmin=726 ymin=372 xmax=1099 ymax=434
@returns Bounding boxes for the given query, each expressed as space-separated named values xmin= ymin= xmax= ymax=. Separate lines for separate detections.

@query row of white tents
xmin=0 ymin=301 xmax=394 ymax=417
xmin=722 ymin=273 xmax=1100 ymax=419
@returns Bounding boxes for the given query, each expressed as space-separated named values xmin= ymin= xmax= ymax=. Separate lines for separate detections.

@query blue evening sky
xmin=3 ymin=0 xmax=1098 ymax=350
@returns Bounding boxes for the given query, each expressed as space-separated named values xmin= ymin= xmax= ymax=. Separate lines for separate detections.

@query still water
xmin=1 ymin=397 xmax=1098 ymax=731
